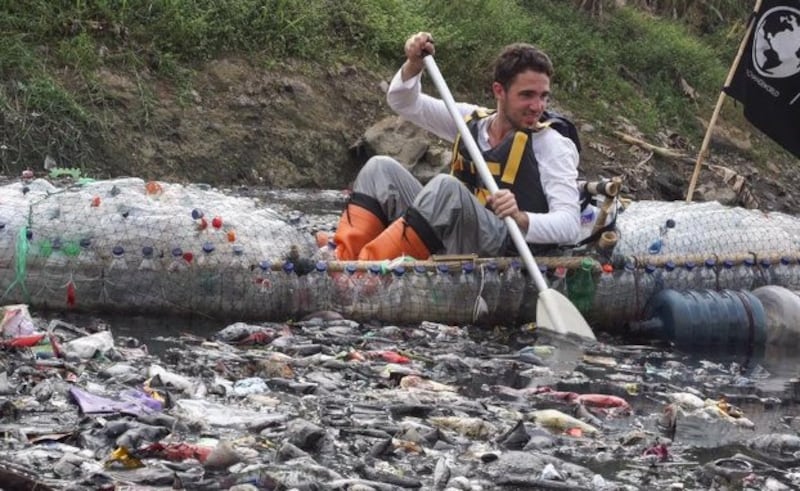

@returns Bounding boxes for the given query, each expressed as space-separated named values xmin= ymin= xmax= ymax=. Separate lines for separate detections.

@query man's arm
xmin=524 ymin=131 xmax=581 ymax=245
xmin=386 ymin=31 xmax=477 ymax=143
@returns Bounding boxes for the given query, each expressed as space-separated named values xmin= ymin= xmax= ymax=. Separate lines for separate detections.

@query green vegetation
xmin=0 ymin=0 xmax=772 ymax=177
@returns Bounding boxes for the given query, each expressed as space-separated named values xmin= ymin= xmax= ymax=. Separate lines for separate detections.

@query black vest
xmin=449 ymin=109 xmax=581 ymax=253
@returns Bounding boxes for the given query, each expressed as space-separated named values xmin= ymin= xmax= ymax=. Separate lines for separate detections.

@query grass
xmin=0 ymin=0 xmax=782 ymax=177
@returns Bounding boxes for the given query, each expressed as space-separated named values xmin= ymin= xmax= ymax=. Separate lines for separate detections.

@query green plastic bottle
xmin=568 ymin=258 xmax=596 ymax=315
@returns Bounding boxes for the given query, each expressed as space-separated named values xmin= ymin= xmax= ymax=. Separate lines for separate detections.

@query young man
xmin=329 ymin=32 xmax=581 ymax=261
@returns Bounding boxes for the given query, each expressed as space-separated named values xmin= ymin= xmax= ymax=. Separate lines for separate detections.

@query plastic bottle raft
xmin=4 ymin=176 xmax=800 ymax=340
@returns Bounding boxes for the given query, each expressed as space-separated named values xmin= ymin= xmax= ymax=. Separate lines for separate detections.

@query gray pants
xmin=353 ymin=156 xmax=509 ymax=256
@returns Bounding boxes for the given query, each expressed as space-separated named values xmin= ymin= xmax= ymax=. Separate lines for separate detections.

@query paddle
xmin=422 ymin=55 xmax=596 ymax=342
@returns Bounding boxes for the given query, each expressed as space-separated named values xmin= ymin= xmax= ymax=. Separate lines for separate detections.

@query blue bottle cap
xmin=369 ymin=264 xmax=381 ymax=275
xmin=142 ymin=246 xmax=154 ymax=257
xmin=781 ymin=256 xmax=792 ymax=265
xmin=191 ymin=209 xmax=204 ymax=220
xmin=648 ymin=239 xmax=663 ymax=255
xmin=487 ymin=261 xmax=498 ymax=272
xmin=463 ymin=263 xmax=475 ymax=274
xmin=704 ymin=258 xmax=716 ymax=268
xmin=202 ymin=242 xmax=215 ymax=254
xmin=665 ymin=219 xmax=676 ymax=228
xmin=414 ymin=264 xmax=427 ymax=274
xmin=645 ymin=264 xmax=656 ymax=273
xmin=283 ymin=261 xmax=295 ymax=273
xmin=0 ymin=222 xmax=5 ymax=230
xmin=744 ymin=258 xmax=755 ymax=266
xmin=233 ymin=245 xmax=244 ymax=255
xmin=665 ymin=260 xmax=676 ymax=271
xmin=51 ymin=237 xmax=63 ymax=250
xmin=345 ymin=264 xmax=357 ymax=275
xmin=112 ymin=245 xmax=124 ymax=256
xmin=79 ymin=238 xmax=92 ymax=248
xmin=315 ymin=261 xmax=328 ymax=272
xmin=171 ymin=247 xmax=183 ymax=257
xmin=723 ymin=259 xmax=734 ymax=268
xmin=760 ymin=258 xmax=771 ymax=268
xmin=437 ymin=264 xmax=449 ymax=274
xmin=393 ymin=266 xmax=406 ymax=276
xmin=259 ymin=260 xmax=271 ymax=271
xmin=685 ymin=261 xmax=695 ymax=270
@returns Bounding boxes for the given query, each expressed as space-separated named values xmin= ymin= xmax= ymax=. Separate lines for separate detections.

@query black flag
xmin=724 ymin=0 xmax=800 ymax=158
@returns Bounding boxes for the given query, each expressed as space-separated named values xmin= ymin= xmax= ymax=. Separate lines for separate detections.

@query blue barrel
xmin=638 ymin=289 xmax=767 ymax=348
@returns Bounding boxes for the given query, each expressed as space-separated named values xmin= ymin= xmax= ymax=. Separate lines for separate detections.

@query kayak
xmin=2 ymin=177 xmax=799 ymax=330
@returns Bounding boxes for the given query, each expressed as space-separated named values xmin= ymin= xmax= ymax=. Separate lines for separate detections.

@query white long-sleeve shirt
xmin=386 ymin=69 xmax=581 ymax=245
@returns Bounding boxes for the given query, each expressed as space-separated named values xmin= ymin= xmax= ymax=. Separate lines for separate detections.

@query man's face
xmin=493 ymin=69 xmax=550 ymax=129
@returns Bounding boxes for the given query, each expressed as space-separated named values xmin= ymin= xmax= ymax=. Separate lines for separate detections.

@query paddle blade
xmin=536 ymin=289 xmax=596 ymax=341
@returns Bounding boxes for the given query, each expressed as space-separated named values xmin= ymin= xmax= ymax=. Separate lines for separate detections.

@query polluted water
xmin=3 ymin=300 xmax=800 ymax=490
xmin=2 ymin=189 xmax=800 ymax=490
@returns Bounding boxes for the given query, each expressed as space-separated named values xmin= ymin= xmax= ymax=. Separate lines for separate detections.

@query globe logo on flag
xmin=752 ymin=6 xmax=800 ymax=78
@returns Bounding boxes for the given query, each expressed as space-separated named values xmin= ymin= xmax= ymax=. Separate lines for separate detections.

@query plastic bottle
xmin=281 ymin=261 xmax=301 ymax=318
xmin=641 ymin=263 xmax=658 ymax=307
xmin=551 ymin=265 xmax=568 ymax=296
xmin=167 ymin=247 xmax=188 ymax=273
xmin=579 ymin=205 xmax=598 ymax=241
xmin=109 ymin=245 xmax=128 ymax=271
xmin=307 ymin=261 xmax=333 ymax=311
xmin=458 ymin=262 xmax=479 ymax=324
xmin=697 ymin=258 xmax=718 ymax=291
xmin=319 ymin=239 xmax=337 ymax=261
xmin=615 ymin=261 xmax=637 ymax=320
xmin=753 ymin=258 xmax=772 ymax=288
xmin=506 ymin=259 xmax=527 ymax=321
xmin=480 ymin=261 xmax=502 ymax=318
xmin=131 ymin=246 xmax=162 ymax=310
xmin=660 ymin=260 xmax=678 ymax=290
xmin=632 ymin=289 xmax=767 ymax=349
xmin=672 ymin=261 xmax=696 ymax=291
xmin=771 ymin=256 xmax=793 ymax=288
xmin=72 ymin=238 xmax=102 ymax=306
xmin=223 ymin=245 xmax=250 ymax=313
xmin=138 ymin=246 xmax=159 ymax=271
xmin=102 ymin=245 xmax=130 ymax=304
xmin=197 ymin=242 xmax=219 ymax=268
xmin=591 ymin=263 xmax=615 ymax=327
xmin=334 ymin=263 xmax=359 ymax=316
xmin=734 ymin=258 xmax=756 ymax=291
xmin=717 ymin=259 xmax=736 ymax=290
xmin=431 ymin=264 xmax=455 ymax=320
xmin=567 ymin=258 xmax=596 ymax=316
xmin=76 ymin=238 xmax=99 ymax=269
xmin=358 ymin=264 xmax=384 ymax=320
xmin=384 ymin=266 xmax=408 ymax=322
xmin=229 ymin=245 xmax=248 ymax=270
xmin=538 ymin=264 xmax=549 ymax=286
xmin=39 ymin=238 xmax=70 ymax=300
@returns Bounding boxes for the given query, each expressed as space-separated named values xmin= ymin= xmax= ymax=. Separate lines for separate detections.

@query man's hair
xmin=492 ymin=43 xmax=554 ymax=89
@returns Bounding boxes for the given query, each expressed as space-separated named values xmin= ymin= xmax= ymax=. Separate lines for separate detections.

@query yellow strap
xmin=475 ymin=188 xmax=489 ymax=205
xmin=500 ymin=132 xmax=529 ymax=184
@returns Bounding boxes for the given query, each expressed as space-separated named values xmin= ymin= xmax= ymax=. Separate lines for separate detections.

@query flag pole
xmin=685 ymin=0 xmax=763 ymax=203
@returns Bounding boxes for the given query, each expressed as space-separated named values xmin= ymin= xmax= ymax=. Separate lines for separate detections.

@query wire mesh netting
xmin=3 ymin=178 xmax=800 ymax=328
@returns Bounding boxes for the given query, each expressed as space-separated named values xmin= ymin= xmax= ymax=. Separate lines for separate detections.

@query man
xmin=327 ymin=32 xmax=580 ymax=261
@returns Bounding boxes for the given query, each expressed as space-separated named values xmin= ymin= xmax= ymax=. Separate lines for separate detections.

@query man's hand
xmin=487 ymin=189 xmax=529 ymax=233
xmin=401 ymin=32 xmax=435 ymax=81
